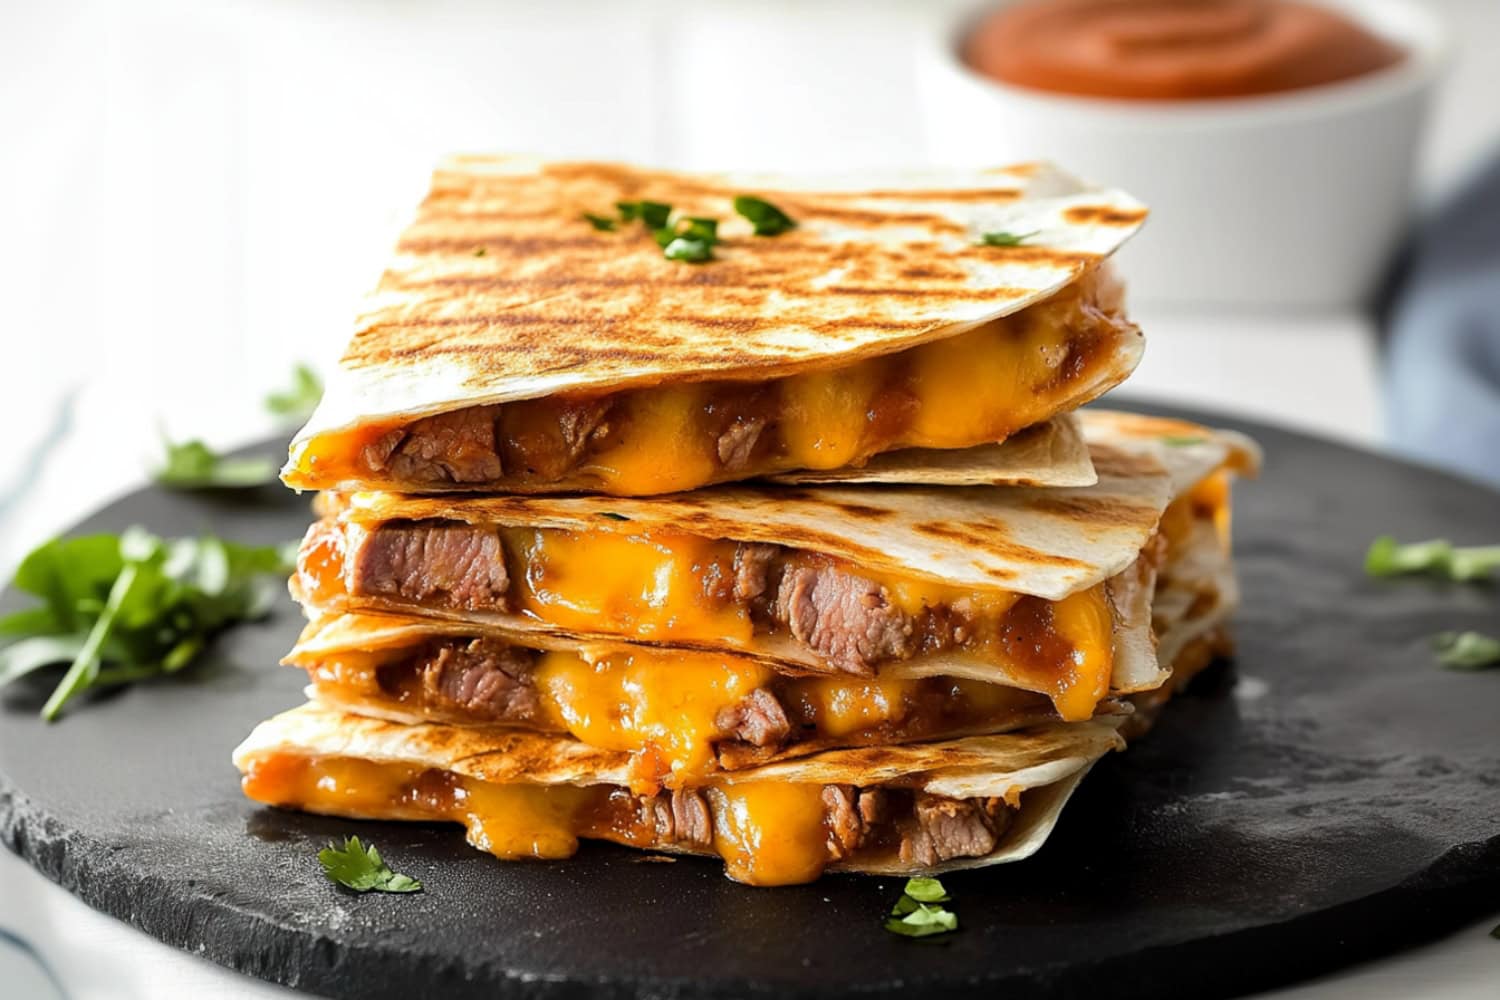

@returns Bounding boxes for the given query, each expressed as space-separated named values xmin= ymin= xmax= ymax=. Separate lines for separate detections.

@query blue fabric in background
xmin=1385 ymin=151 xmax=1500 ymax=488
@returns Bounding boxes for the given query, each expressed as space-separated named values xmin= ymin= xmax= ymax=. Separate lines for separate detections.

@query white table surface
xmin=2 ymin=1 xmax=1498 ymax=997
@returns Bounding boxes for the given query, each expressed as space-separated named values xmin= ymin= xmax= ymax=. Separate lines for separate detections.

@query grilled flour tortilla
xmin=284 ymin=156 xmax=1147 ymax=496
xmin=287 ymin=610 xmax=1113 ymax=789
xmin=235 ymin=702 xmax=1125 ymax=886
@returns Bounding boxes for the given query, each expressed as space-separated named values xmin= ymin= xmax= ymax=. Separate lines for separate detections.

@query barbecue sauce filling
xmin=286 ymin=268 xmax=1134 ymax=495
xmin=296 ymin=523 xmax=1118 ymax=725
xmin=241 ymin=753 xmax=1020 ymax=886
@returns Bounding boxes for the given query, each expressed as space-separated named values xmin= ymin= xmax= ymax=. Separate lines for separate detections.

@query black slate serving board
xmin=2 ymin=403 xmax=1498 ymax=1000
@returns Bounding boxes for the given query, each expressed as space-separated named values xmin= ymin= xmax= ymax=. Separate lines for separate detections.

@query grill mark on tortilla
xmin=1063 ymin=205 xmax=1150 ymax=227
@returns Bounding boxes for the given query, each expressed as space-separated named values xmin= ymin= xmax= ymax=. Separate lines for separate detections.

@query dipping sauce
xmin=963 ymin=0 xmax=1405 ymax=101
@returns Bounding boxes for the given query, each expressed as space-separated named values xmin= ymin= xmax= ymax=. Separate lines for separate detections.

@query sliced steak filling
xmin=764 ymin=555 xmax=917 ymax=675
xmin=363 ymin=408 xmax=503 ymax=484
xmin=897 ymin=792 xmax=1011 ymax=867
xmin=349 ymin=520 xmax=510 ymax=610
xmin=395 ymin=638 xmax=539 ymax=722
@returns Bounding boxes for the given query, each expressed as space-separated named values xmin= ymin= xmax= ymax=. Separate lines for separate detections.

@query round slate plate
xmin=2 ymin=403 xmax=1498 ymax=1000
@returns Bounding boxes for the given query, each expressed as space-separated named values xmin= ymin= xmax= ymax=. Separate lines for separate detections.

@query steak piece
xmin=732 ymin=543 xmax=778 ymax=603
xmin=416 ymin=639 xmax=538 ymax=721
xmin=772 ymin=561 xmax=915 ymax=674
xmin=822 ymin=785 xmax=891 ymax=860
xmin=651 ymin=788 xmax=713 ymax=849
xmin=499 ymin=396 xmax=614 ymax=480
xmin=363 ymin=408 xmax=503 ymax=484
xmin=351 ymin=520 xmax=510 ymax=610
xmin=716 ymin=417 xmax=767 ymax=470
xmin=714 ymin=688 xmax=791 ymax=748
xmin=897 ymin=792 xmax=1003 ymax=867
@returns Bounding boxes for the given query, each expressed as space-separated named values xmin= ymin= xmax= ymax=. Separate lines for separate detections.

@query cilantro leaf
xmin=733 ymin=195 xmax=796 ymax=236
xmin=582 ymin=212 xmax=617 ymax=232
xmin=1433 ymin=631 xmax=1500 ymax=670
xmin=1365 ymin=537 xmax=1500 ymax=582
xmin=319 ymin=836 xmax=422 ymax=893
xmin=264 ymin=363 xmax=324 ymax=425
xmin=663 ymin=236 xmax=714 ymax=263
xmin=616 ymin=200 xmax=672 ymax=229
xmin=884 ymin=903 xmax=958 ymax=938
xmin=1161 ymin=435 xmax=1208 ymax=447
xmin=884 ymin=877 xmax=958 ymax=938
xmin=978 ymin=230 xmax=1038 ymax=247
xmin=154 ymin=437 xmax=279 ymax=490
xmin=0 ymin=529 xmax=295 ymax=720
xmin=903 ymin=876 xmax=950 ymax=903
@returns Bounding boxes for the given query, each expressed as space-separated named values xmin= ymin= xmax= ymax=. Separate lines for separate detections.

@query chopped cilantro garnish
xmin=733 ymin=195 xmax=796 ymax=236
xmin=978 ymin=230 xmax=1038 ymax=247
xmin=1364 ymin=537 xmax=1500 ymax=582
xmin=318 ymin=836 xmax=422 ymax=893
xmin=884 ymin=876 xmax=958 ymax=938
xmin=1433 ymin=631 xmax=1500 ymax=670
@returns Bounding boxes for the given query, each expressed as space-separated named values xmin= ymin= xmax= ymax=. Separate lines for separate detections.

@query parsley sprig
xmin=0 ymin=529 xmax=294 ymax=720
xmin=1365 ymin=536 xmax=1500 ymax=582
xmin=319 ymin=836 xmax=422 ymax=893
xmin=884 ymin=876 xmax=958 ymax=938
xmin=264 ymin=363 xmax=324 ymax=425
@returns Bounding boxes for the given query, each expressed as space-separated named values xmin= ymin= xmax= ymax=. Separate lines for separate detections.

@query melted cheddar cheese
xmin=241 ymin=753 xmax=847 ymax=885
xmin=504 ymin=528 xmax=753 ymax=644
xmin=533 ymin=648 xmax=775 ymax=790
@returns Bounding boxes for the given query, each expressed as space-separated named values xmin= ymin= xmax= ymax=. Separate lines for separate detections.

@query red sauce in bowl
xmin=963 ymin=0 xmax=1405 ymax=101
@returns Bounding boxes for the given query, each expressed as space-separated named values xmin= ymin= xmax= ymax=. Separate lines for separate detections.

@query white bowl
xmin=917 ymin=0 xmax=1449 ymax=308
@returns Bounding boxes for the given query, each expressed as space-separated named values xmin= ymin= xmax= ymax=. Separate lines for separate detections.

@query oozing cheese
xmin=532 ymin=648 xmax=775 ymax=790
xmin=707 ymin=783 xmax=832 ymax=886
xmin=503 ymin=528 xmax=753 ymax=644
xmin=240 ymin=753 xmax=847 ymax=886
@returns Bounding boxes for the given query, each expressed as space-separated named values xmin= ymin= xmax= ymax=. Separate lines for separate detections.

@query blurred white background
xmin=2 ymin=1 xmax=1499 ymax=997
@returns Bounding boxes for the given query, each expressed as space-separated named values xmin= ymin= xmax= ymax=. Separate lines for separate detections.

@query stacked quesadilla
xmin=236 ymin=156 xmax=1258 ymax=885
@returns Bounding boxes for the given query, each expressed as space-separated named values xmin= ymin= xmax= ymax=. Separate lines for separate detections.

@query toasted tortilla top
xmin=294 ymin=155 xmax=1147 ymax=449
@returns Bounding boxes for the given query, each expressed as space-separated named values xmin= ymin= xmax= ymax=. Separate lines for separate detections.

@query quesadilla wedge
xmin=284 ymin=156 xmax=1146 ymax=497
xmin=235 ymin=702 xmax=1124 ymax=886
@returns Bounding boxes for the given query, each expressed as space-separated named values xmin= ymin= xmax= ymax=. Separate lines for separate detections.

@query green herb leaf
xmin=884 ymin=902 xmax=958 ymax=938
xmin=582 ymin=212 xmax=617 ymax=232
xmin=264 ymin=364 xmax=324 ymax=424
xmin=0 ymin=529 xmax=294 ymax=720
xmin=1161 ymin=435 xmax=1208 ymax=447
xmin=319 ymin=836 xmax=422 ymax=893
xmin=472 ymin=247 xmax=487 ymax=257
xmin=616 ymin=200 xmax=672 ymax=229
xmin=902 ymin=876 xmax=950 ymax=903
xmin=1364 ymin=537 xmax=1500 ymax=582
xmin=978 ymin=230 xmax=1038 ymax=247
xmin=1432 ymin=631 xmax=1500 ymax=670
xmin=154 ymin=437 xmax=279 ymax=490
xmin=884 ymin=878 xmax=958 ymax=938
xmin=663 ymin=236 xmax=714 ymax=263
xmin=733 ymin=195 xmax=796 ymax=236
